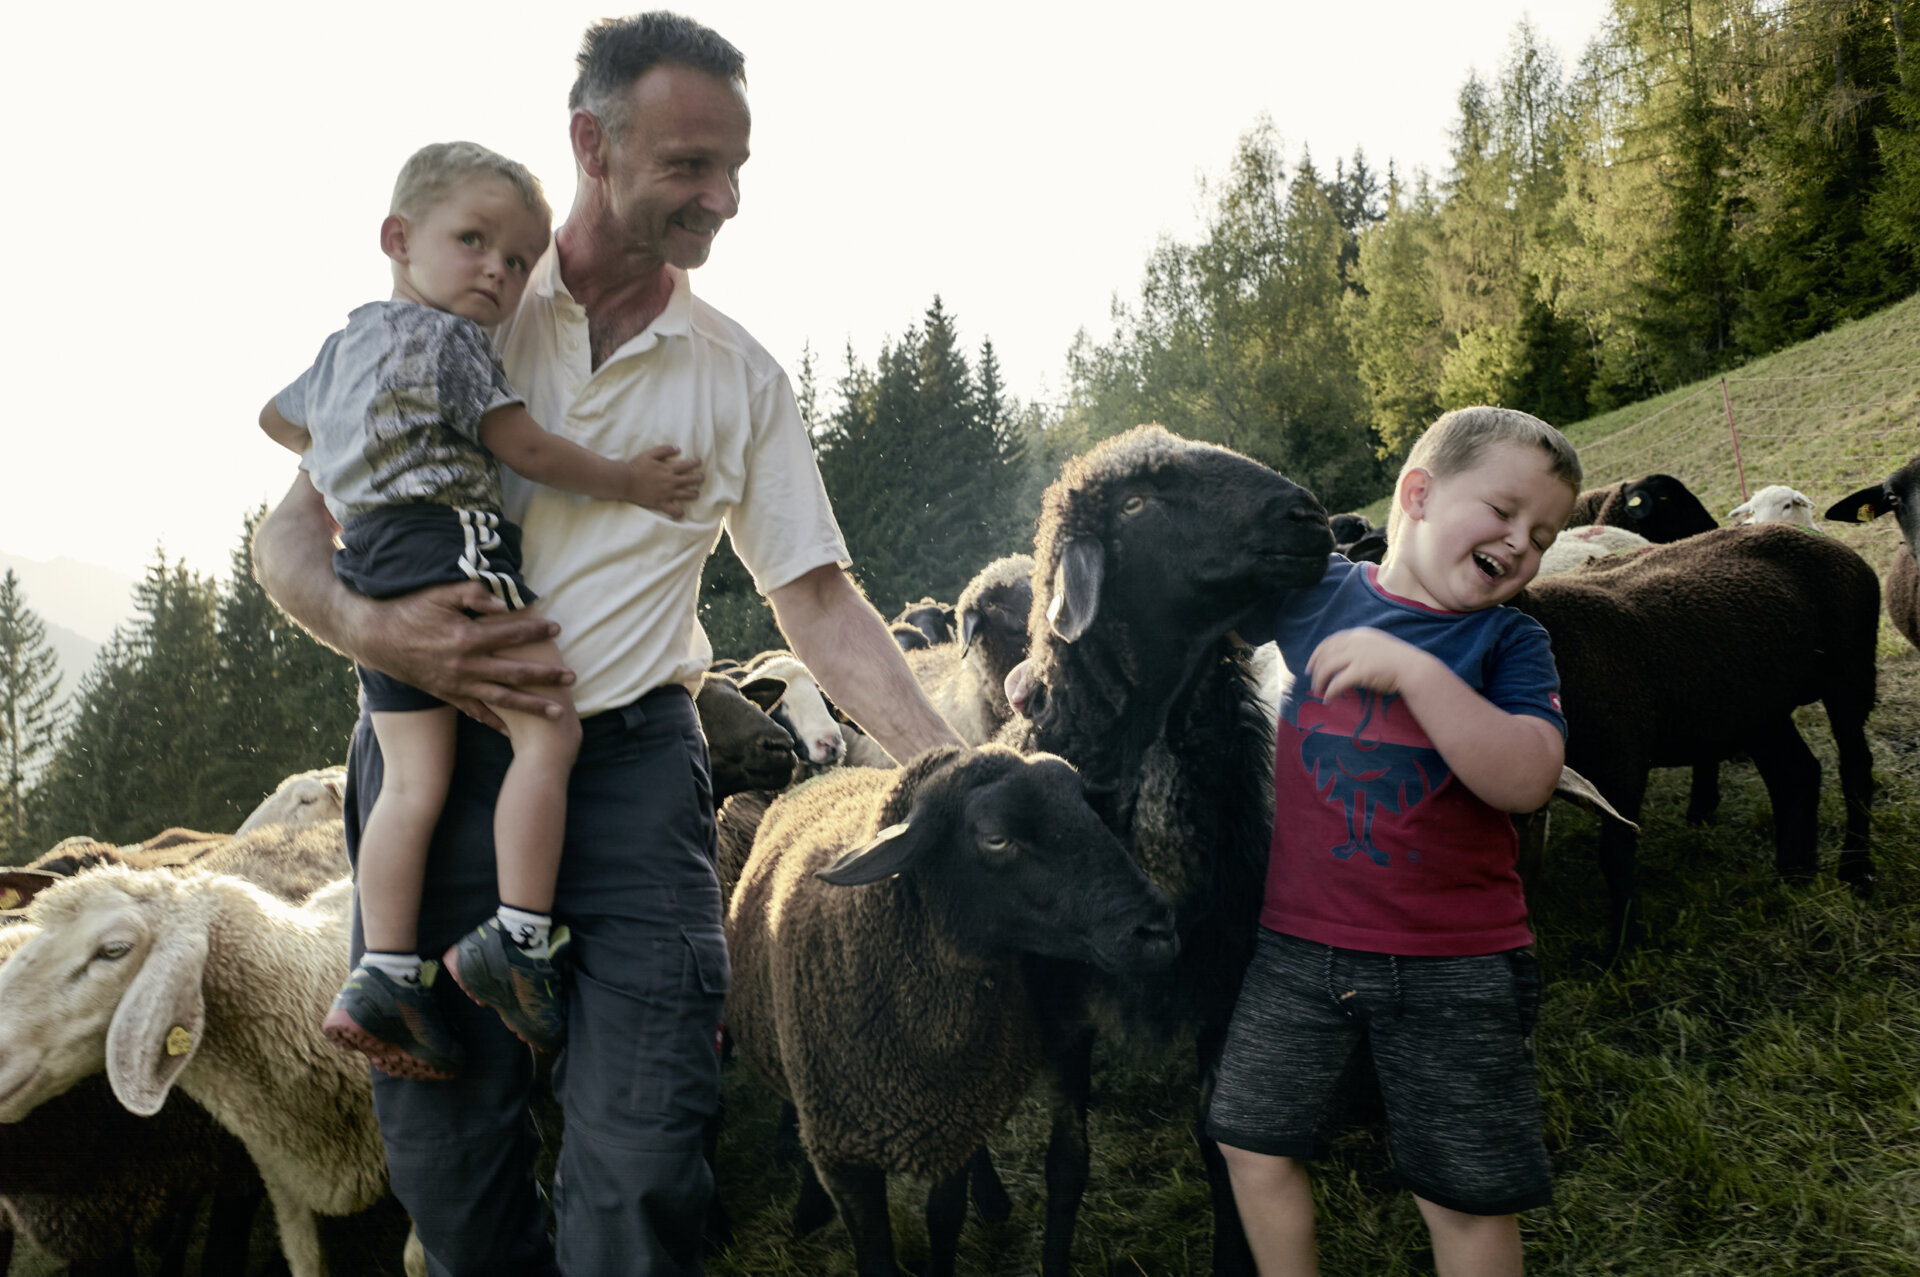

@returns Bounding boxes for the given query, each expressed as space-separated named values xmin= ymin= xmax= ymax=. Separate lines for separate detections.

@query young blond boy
xmin=260 ymin=141 xmax=703 ymax=1080
xmin=1207 ymin=406 xmax=1581 ymax=1277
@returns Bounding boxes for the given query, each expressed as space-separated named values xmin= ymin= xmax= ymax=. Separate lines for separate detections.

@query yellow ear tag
xmin=1858 ymin=503 xmax=1873 ymax=523
xmin=1626 ymin=495 xmax=1643 ymax=508
xmin=0 ymin=889 xmax=19 ymax=910
xmin=165 ymin=1026 xmax=193 ymax=1057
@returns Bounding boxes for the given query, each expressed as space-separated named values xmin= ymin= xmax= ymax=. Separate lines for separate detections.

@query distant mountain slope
xmin=0 ymin=551 xmax=136 ymax=644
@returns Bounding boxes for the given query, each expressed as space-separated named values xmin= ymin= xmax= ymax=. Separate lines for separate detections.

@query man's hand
xmin=360 ymin=582 xmax=571 ymax=729
xmin=253 ymin=474 xmax=573 ymax=732
xmin=1305 ymin=627 xmax=1434 ymax=703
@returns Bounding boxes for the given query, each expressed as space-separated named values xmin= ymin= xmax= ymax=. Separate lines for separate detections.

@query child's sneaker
xmin=443 ymin=918 xmax=571 ymax=1052
xmin=321 ymin=961 xmax=464 ymax=1080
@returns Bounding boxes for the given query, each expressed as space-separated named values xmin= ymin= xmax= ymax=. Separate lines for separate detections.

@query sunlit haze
xmin=2 ymin=0 xmax=1608 ymax=580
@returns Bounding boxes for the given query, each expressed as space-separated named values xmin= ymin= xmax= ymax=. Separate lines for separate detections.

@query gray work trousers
xmin=344 ymin=686 xmax=728 ymax=1276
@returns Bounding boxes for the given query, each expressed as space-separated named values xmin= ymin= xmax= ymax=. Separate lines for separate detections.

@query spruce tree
xmin=0 ymin=570 xmax=64 ymax=860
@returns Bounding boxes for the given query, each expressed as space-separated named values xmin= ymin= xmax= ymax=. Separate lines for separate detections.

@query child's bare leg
xmin=1219 ymin=1144 xmax=1318 ymax=1277
xmin=1414 ymin=1197 xmax=1522 ymax=1277
xmin=442 ymin=625 xmax=580 ymax=1052
xmin=359 ymin=707 xmax=459 ymax=953
xmin=487 ymin=629 xmax=582 ymax=917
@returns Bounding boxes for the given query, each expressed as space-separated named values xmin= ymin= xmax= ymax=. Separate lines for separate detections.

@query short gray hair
xmin=569 ymin=11 xmax=746 ymax=139
xmin=389 ymin=141 xmax=552 ymax=229
xmin=1386 ymin=406 xmax=1583 ymax=545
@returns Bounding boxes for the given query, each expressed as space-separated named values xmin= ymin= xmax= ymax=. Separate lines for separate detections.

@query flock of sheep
xmin=2 ymin=431 xmax=1916 ymax=1277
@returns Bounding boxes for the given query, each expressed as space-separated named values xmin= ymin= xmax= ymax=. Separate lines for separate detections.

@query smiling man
xmin=254 ymin=12 xmax=959 ymax=1275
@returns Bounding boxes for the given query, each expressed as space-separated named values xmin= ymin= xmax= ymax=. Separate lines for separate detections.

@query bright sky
xmin=3 ymin=0 xmax=1610 ymax=581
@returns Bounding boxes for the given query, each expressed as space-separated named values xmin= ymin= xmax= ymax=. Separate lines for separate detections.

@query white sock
xmin=496 ymin=905 xmax=552 ymax=957
xmin=362 ymin=951 xmax=424 ymax=985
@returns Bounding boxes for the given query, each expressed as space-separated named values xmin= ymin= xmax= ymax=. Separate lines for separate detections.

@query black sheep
xmin=1566 ymin=472 xmax=1719 ymax=542
xmin=1001 ymin=424 xmax=1330 ymax=1276
xmin=1824 ymin=453 xmax=1920 ymax=650
xmin=1511 ymin=524 xmax=1879 ymax=945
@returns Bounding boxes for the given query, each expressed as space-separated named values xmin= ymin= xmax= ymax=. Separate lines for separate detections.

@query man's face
xmin=600 ymin=63 xmax=751 ymax=269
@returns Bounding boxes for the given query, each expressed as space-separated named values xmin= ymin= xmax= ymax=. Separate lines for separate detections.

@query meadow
xmin=10 ymin=299 xmax=1920 ymax=1276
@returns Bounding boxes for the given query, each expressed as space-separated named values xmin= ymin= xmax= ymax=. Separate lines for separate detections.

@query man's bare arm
xmin=251 ymin=473 xmax=571 ymax=725
xmin=768 ymin=563 xmax=964 ymax=764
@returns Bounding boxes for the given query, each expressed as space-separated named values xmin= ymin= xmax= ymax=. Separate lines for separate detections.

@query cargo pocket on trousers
xmin=621 ymin=925 xmax=729 ymax=1127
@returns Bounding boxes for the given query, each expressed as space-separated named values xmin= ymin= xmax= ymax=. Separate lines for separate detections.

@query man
xmin=254 ymin=13 xmax=960 ymax=1275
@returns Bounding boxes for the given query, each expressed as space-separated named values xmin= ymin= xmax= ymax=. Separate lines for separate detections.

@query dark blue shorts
xmin=1206 ymin=927 xmax=1551 ymax=1216
xmin=335 ymin=504 xmax=538 ymax=714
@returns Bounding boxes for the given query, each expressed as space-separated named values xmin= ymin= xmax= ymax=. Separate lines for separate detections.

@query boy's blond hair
xmin=1385 ymin=406 xmax=1583 ymax=547
xmin=389 ymin=141 xmax=552 ymax=229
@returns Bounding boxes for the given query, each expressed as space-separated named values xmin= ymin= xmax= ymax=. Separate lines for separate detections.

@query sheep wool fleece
xmin=725 ymin=761 xmax=1042 ymax=1181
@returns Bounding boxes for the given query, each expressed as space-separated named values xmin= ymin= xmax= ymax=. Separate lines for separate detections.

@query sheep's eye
xmin=979 ymin=833 xmax=1013 ymax=853
xmin=97 ymin=941 xmax=132 ymax=961
xmin=1120 ymin=494 xmax=1147 ymax=515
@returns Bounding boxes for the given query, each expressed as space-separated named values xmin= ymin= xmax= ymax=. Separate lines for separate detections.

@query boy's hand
xmin=627 ymin=445 xmax=706 ymax=519
xmin=1305 ymin=627 xmax=1437 ymax=703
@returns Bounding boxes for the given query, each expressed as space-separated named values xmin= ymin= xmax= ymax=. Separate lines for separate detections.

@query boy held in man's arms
xmin=1207 ymin=406 xmax=1580 ymax=1277
xmin=259 ymin=142 xmax=704 ymax=1081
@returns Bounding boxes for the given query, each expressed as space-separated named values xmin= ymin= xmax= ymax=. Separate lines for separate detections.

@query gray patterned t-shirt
xmin=276 ymin=301 xmax=522 ymax=523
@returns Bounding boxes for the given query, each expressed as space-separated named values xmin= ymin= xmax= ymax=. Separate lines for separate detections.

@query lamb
xmin=235 ymin=765 xmax=348 ymax=834
xmin=1537 ymin=524 xmax=1653 ymax=577
xmin=998 ymin=424 xmax=1332 ymax=1275
xmin=1824 ymin=454 xmax=1920 ymax=650
xmin=0 ymin=866 xmax=389 ymax=1277
xmin=724 ymin=744 xmax=1177 ymax=1277
xmin=903 ymin=554 xmax=1036 ymax=747
xmin=1566 ymin=472 xmax=1719 ymax=542
xmin=1511 ymin=524 xmax=1879 ymax=944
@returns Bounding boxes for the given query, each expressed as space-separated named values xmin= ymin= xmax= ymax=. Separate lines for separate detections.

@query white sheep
xmin=0 ymin=866 xmax=387 ymax=1277
xmin=1727 ymin=484 xmax=1816 ymax=527
xmin=1537 ymin=524 xmax=1654 ymax=577
xmin=236 ymin=765 xmax=348 ymax=834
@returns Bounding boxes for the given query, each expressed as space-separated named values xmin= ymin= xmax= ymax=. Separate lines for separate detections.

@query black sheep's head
xmin=1031 ymin=426 xmax=1332 ymax=648
xmin=814 ymin=745 xmax=1178 ymax=974
xmin=956 ymin=555 xmax=1035 ymax=715
xmin=1824 ymin=453 xmax=1920 ymax=561
xmin=1614 ymin=473 xmax=1718 ymax=543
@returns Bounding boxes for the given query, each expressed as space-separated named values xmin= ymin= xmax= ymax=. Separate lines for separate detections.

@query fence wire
xmin=1573 ymin=360 xmax=1919 ymax=572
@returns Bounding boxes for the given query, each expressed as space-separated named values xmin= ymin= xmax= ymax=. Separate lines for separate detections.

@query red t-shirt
xmin=1248 ymin=558 xmax=1565 ymax=956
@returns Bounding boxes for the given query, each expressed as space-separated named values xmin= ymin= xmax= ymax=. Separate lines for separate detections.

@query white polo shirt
xmin=494 ymin=247 xmax=848 ymax=716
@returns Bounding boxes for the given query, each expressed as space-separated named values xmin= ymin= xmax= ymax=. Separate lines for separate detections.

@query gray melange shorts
xmin=1206 ymin=927 xmax=1551 ymax=1216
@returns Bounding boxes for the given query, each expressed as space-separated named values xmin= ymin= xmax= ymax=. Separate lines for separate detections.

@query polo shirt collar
xmin=532 ymin=242 xmax=693 ymax=340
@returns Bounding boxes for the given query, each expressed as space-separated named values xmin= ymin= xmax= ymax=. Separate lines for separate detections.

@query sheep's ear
xmin=1728 ymin=501 xmax=1752 ymax=522
xmin=1047 ymin=537 xmax=1104 ymax=642
xmin=106 ymin=927 xmax=209 ymax=1116
xmin=958 ymin=607 xmax=985 ymax=659
xmin=1823 ymin=483 xmax=1892 ymax=524
xmin=0 ymin=870 xmax=62 ymax=911
xmin=815 ymin=822 xmax=929 ymax=886
xmin=738 ymin=675 xmax=788 ymax=713
xmin=1554 ymin=765 xmax=1638 ymax=831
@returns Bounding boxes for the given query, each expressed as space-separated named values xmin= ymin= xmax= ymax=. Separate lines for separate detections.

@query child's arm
xmin=259 ymin=400 xmax=312 ymax=455
xmin=1306 ymin=627 xmax=1564 ymax=812
xmin=479 ymin=404 xmax=705 ymax=519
